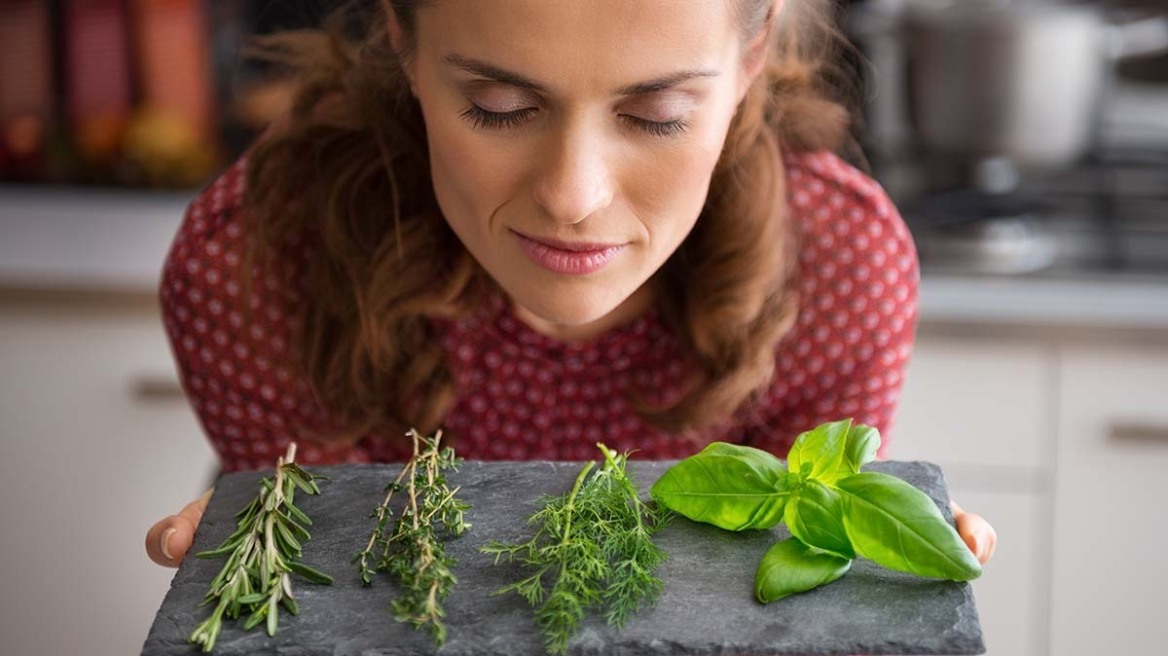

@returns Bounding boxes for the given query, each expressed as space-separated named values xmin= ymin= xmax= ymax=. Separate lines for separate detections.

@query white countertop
xmin=0 ymin=185 xmax=192 ymax=294
xmin=2 ymin=185 xmax=1167 ymax=332
xmin=920 ymin=273 xmax=1168 ymax=331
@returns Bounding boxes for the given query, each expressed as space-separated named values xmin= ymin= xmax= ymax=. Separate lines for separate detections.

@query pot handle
xmin=1107 ymin=16 xmax=1168 ymax=61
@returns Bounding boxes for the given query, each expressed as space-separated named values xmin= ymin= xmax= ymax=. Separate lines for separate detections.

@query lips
xmin=512 ymin=230 xmax=626 ymax=275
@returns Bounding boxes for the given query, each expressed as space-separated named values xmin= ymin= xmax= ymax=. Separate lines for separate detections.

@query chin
xmin=519 ymin=296 xmax=616 ymax=327
xmin=508 ymin=283 xmax=630 ymax=332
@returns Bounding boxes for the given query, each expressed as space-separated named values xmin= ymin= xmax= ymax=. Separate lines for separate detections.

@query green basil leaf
xmin=788 ymin=419 xmax=851 ymax=483
xmin=754 ymin=537 xmax=853 ymax=603
xmin=784 ymin=479 xmax=854 ymax=558
xmin=840 ymin=424 xmax=881 ymax=478
xmin=650 ymin=442 xmax=791 ymax=531
xmin=836 ymin=472 xmax=982 ymax=581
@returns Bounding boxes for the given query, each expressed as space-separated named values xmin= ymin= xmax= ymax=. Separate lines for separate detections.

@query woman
xmin=146 ymin=0 xmax=995 ymax=568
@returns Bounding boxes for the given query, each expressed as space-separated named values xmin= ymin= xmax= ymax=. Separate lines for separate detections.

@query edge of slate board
xmin=141 ymin=460 xmax=986 ymax=656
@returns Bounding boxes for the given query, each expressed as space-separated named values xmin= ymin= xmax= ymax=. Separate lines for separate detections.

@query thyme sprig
xmin=353 ymin=429 xmax=471 ymax=646
xmin=481 ymin=443 xmax=673 ymax=655
xmin=188 ymin=443 xmax=334 ymax=652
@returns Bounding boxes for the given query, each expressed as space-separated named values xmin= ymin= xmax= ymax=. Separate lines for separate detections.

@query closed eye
xmin=459 ymin=104 xmax=690 ymax=138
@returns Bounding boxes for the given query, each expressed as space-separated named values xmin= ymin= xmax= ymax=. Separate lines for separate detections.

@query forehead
xmin=414 ymin=0 xmax=740 ymax=96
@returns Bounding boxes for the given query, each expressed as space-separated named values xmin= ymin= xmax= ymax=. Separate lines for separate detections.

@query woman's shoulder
xmin=733 ymin=150 xmax=920 ymax=453
xmin=780 ymin=150 xmax=919 ymax=294
xmin=160 ymin=148 xmax=262 ymax=327
xmin=781 ymin=150 xmax=909 ymax=246
xmin=176 ymin=154 xmax=251 ymax=248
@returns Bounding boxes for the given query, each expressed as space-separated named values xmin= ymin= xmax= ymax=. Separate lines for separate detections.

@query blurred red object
xmin=128 ymin=0 xmax=216 ymax=143
xmin=63 ymin=0 xmax=135 ymax=169
xmin=124 ymin=0 xmax=220 ymax=187
xmin=0 ymin=0 xmax=53 ymax=180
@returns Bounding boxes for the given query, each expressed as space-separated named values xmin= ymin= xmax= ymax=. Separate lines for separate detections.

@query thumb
xmin=145 ymin=488 xmax=214 ymax=568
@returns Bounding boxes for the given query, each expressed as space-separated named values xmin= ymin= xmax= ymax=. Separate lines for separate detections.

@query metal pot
xmin=903 ymin=1 xmax=1168 ymax=169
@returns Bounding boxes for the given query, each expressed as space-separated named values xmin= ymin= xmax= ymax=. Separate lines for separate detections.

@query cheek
xmin=628 ymin=129 xmax=726 ymax=243
xmin=423 ymin=109 xmax=520 ymax=235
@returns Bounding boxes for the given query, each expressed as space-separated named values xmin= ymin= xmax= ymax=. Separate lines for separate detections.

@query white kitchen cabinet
xmin=1049 ymin=346 xmax=1168 ymax=656
xmin=895 ymin=334 xmax=1056 ymax=656
xmin=0 ymin=296 xmax=217 ymax=656
xmin=952 ymin=490 xmax=1047 ymax=656
xmin=895 ymin=336 xmax=1057 ymax=472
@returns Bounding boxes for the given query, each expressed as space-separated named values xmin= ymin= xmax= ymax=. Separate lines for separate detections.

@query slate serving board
xmin=141 ymin=460 xmax=985 ymax=656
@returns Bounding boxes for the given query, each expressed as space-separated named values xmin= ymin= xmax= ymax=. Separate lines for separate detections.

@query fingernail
xmin=160 ymin=527 xmax=177 ymax=560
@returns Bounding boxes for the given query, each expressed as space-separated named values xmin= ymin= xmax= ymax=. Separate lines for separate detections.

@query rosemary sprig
xmin=188 ymin=443 xmax=334 ymax=652
xmin=352 ymin=429 xmax=471 ymax=646
xmin=481 ymin=442 xmax=673 ymax=655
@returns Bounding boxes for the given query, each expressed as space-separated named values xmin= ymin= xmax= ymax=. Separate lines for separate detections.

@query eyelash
xmin=459 ymin=104 xmax=690 ymax=138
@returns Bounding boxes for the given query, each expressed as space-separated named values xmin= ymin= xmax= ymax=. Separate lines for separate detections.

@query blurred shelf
xmin=918 ymin=272 xmax=1168 ymax=339
xmin=0 ymin=185 xmax=193 ymax=296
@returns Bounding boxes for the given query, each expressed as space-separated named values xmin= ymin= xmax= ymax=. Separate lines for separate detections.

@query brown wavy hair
xmin=238 ymin=0 xmax=860 ymax=446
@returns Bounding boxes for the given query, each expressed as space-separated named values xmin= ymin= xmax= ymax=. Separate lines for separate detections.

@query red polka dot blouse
xmin=160 ymin=149 xmax=920 ymax=473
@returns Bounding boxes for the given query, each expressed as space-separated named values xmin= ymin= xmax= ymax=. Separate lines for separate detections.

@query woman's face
xmin=401 ymin=0 xmax=764 ymax=339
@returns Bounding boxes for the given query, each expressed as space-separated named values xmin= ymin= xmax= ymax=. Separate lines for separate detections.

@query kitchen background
xmin=1 ymin=0 xmax=1166 ymax=655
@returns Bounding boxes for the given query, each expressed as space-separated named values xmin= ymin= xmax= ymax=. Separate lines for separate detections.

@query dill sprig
xmin=188 ymin=443 xmax=334 ymax=653
xmin=352 ymin=429 xmax=471 ymax=646
xmin=481 ymin=443 xmax=673 ymax=655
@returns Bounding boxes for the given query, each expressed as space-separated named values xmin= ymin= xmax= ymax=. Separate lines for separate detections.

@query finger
xmin=145 ymin=488 xmax=214 ymax=568
xmin=180 ymin=487 xmax=214 ymax=525
xmin=955 ymin=512 xmax=997 ymax=565
xmin=145 ymin=514 xmax=197 ymax=568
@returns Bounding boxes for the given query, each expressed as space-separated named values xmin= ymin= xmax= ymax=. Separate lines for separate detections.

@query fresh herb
xmin=481 ymin=443 xmax=672 ymax=656
xmin=189 ymin=443 xmax=334 ymax=652
xmin=752 ymin=537 xmax=852 ymax=603
xmin=352 ymin=429 xmax=471 ymax=646
xmin=650 ymin=419 xmax=981 ymax=604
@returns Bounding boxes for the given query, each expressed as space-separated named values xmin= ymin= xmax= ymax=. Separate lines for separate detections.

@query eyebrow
xmin=442 ymin=54 xmax=720 ymax=97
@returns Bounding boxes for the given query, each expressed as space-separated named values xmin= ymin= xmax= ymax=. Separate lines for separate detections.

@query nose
xmin=530 ymin=124 xmax=615 ymax=225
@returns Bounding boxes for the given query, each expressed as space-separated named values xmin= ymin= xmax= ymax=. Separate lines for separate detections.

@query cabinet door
xmin=896 ymin=335 xmax=1055 ymax=656
xmin=895 ymin=336 xmax=1055 ymax=471
xmin=952 ymin=490 xmax=1046 ymax=656
xmin=0 ymin=300 xmax=217 ymax=656
xmin=1050 ymin=346 xmax=1168 ymax=656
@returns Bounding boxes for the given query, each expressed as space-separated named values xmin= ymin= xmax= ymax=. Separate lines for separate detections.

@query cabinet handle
xmin=131 ymin=375 xmax=186 ymax=401
xmin=1110 ymin=422 xmax=1168 ymax=443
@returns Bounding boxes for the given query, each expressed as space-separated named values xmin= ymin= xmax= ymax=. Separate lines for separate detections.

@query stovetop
xmin=902 ymin=147 xmax=1168 ymax=280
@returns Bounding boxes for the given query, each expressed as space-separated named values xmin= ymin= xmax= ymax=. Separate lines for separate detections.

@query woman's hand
xmin=145 ymin=487 xmax=214 ymax=568
xmin=950 ymin=500 xmax=997 ymax=565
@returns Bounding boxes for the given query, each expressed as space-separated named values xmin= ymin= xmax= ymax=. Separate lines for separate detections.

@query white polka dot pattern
xmin=159 ymin=149 xmax=919 ymax=472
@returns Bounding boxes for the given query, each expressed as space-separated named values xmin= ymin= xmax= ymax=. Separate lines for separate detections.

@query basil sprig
xmin=650 ymin=419 xmax=982 ymax=604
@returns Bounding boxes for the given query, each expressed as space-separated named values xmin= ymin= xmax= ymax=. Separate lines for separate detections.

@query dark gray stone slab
xmin=141 ymin=460 xmax=984 ymax=655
